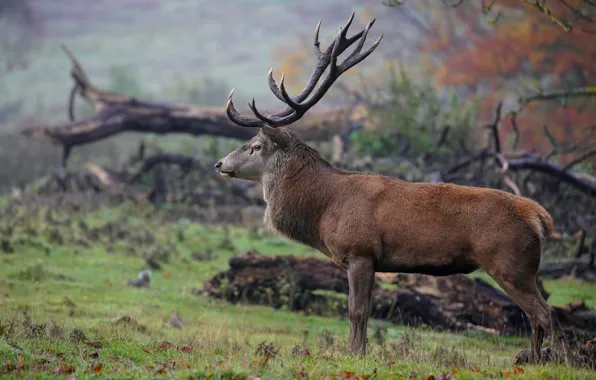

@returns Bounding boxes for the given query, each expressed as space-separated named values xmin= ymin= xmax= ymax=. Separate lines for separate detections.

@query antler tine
xmin=264 ymin=12 xmax=369 ymax=121
xmin=347 ymin=19 xmax=374 ymax=61
xmin=263 ymin=18 xmax=332 ymax=119
xmin=344 ymin=18 xmax=374 ymax=47
xmin=267 ymin=68 xmax=285 ymax=102
xmin=267 ymin=15 xmax=381 ymax=126
xmin=226 ymin=12 xmax=381 ymax=129
xmin=329 ymin=27 xmax=344 ymax=76
xmin=297 ymin=29 xmax=383 ymax=110
xmin=292 ymin=12 xmax=359 ymax=104
xmin=279 ymin=73 xmax=302 ymax=111
xmin=340 ymin=11 xmax=355 ymax=40
xmin=226 ymin=89 xmax=263 ymax=128
xmin=339 ymin=33 xmax=383 ymax=73
xmin=248 ymin=97 xmax=275 ymax=123
xmin=314 ymin=20 xmax=323 ymax=57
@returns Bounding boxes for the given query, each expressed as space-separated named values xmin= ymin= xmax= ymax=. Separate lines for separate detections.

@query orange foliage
xmin=424 ymin=1 xmax=596 ymax=87
xmin=272 ymin=43 xmax=312 ymax=94
xmin=272 ymin=40 xmax=362 ymax=95
xmin=414 ymin=0 xmax=596 ymax=157
xmin=270 ymin=13 xmax=371 ymax=95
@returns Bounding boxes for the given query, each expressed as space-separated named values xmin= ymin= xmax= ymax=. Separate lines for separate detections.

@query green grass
xmin=1 ymin=202 xmax=596 ymax=379
xmin=470 ymin=272 xmax=596 ymax=309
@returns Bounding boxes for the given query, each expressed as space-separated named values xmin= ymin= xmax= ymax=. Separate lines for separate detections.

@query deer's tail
xmin=515 ymin=199 xmax=554 ymax=244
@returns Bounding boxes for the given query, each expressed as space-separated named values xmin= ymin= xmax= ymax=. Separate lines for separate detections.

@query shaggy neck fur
xmin=262 ymin=134 xmax=340 ymax=249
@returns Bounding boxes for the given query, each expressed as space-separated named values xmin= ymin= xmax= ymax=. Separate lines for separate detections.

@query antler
xmin=226 ymin=12 xmax=383 ymax=128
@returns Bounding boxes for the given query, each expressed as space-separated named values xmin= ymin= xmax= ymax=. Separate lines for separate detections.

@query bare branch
xmin=503 ymin=175 xmax=522 ymax=196
xmin=485 ymin=101 xmax=503 ymax=156
xmin=519 ymin=86 xmax=596 ymax=112
xmin=423 ymin=125 xmax=451 ymax=162
xmin=444 ymin=102 xmax=596 ymax=197
xmin=67 ymin=83 xmax=79 ymax=122
xmin=383 ymin=0 xmax=596 ymax=32
xmin=562 ymin=148 xmax=596 ymax=171
xmin=518 ymin=0 xmax=572 ymax=31
xmin=505 ymin=157 xmax=596 ymax=196
xmin=441 ymin=149 xmax=491 ymax=180
xmin=435 ymin=125 xmax=451 ymax=149
xmin=528 ymin=86 xmax=596 ymax=101
xmin=543 ymin=125 xmax=560 ymax=149
xmin=21 ymin=46 xmax=358 ymax=167
xmin=560 ymin=0 xmax=596 ymax=23
xmin=482 ymin=0 xmax=503 ymax=24
xmin=509 ymin=112 xmax=521 ymax=150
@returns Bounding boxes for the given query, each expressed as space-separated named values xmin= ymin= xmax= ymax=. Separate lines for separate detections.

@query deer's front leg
xmin=347 ymin=256 xmax=375 ymax=356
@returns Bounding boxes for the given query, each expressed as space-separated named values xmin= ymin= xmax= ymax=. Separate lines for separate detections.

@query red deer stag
xmin=215 ymin=12 xmax=567 ymax=362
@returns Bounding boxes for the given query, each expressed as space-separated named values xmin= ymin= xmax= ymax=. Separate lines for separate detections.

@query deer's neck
xmin=262 ymin=159 xmax=337 ymax=249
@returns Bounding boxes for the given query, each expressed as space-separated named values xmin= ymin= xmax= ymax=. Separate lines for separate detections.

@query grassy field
xmin=1 ymin=201 xmax=596 ymax=379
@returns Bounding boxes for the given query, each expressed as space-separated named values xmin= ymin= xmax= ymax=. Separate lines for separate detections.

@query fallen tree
xmin=203 ymin=251 xmax=596 ymax=344
xmin=20 ymin=45 xmax=366 ymax=167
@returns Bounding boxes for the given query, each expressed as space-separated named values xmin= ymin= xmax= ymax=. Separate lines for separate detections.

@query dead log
xmin=539 ymin=255 xmax=596 ymax=281
xmin=203 ymin=252 xmax=596 ymax=343
xmin=20 ymin=45 xmax=365 ymax=167
xmin=227 ymin=253 xmax=350 ymax=293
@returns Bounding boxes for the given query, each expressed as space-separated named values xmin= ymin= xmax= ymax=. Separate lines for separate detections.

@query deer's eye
xmin=253 ymin=145 xmax=262 ymax=151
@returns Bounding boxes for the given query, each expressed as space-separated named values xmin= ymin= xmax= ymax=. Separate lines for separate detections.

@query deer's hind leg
xmin=533 ymin=283 xmax=570 ymax=363
xmin=492 ymin=274 xmax=549 ymax=361
xmin=481 ymin=246 xmax=552 ymax=363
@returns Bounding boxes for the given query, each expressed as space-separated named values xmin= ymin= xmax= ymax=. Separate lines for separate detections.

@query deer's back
xmin=320 ymin=173 xmax=546 ymax=269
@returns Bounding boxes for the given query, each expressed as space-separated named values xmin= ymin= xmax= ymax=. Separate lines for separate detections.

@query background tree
xmin=386 ymin=0 xmax=596 ymax=163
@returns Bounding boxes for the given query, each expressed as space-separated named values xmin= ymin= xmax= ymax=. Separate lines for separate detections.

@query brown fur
xmin=219 ymin=128 xmax=568 ymax=359
xmin=514 ymin=198 xmax=554 ymax=242
xmin=264 ymin=131 xmax=551 ymax=275
xmin=215 ymin=12 xmax=568 ymax=359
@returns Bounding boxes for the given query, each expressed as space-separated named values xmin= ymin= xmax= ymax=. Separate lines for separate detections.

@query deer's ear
xmin=261 ymin=125 xmax=290 ymax=149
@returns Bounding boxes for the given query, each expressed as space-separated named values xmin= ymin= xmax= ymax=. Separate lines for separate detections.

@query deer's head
xmin=215 ymin=127 xmax=293 ymax=183
xmin=215 ymin=12 xmax=382 ymax=184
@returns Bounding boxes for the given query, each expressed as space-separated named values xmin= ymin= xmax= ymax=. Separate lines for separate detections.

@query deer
xmin=214 ymin=12 xmax=568 ymax=363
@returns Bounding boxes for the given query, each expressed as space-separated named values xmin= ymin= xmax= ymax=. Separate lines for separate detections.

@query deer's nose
xmin=215 ymin=161 xmax=223 ymax=169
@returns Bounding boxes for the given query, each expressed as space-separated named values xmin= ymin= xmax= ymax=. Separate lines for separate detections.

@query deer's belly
xmin=375 ymin=260 xmax=479 ymax=276
xmin=374 ymin=245 xmax=479 ymax=276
